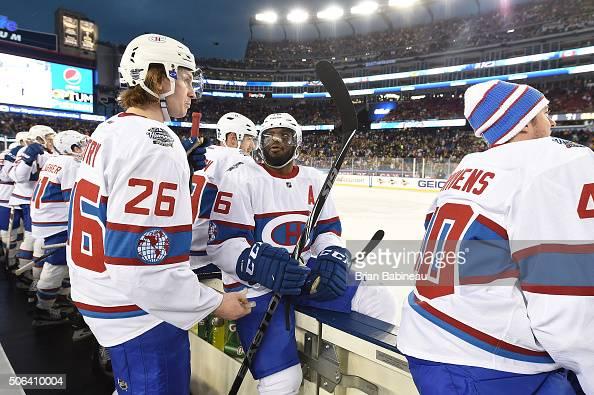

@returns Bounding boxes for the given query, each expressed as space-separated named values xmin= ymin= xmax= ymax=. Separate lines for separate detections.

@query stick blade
xmin=315 ymin=61 xmax=357 ymax=136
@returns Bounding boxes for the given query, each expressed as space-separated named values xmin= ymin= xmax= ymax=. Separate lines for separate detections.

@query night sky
xmin=1 ymin=0 xmax=530 ymax=60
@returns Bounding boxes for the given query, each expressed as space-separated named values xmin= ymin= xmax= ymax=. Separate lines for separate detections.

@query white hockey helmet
xmin=54 ymin=130 xmax=88 ymax=158
xmin=216 ymin=112 xmax=257 ymax=146
xmin=28 ymin=125 xmax=56 ymax=147
xmin=8 ymin=142 xmax=19 ymax=150
xmin=258 ymin=113 xmax=303 ymax=168
xmin=119 ymin=34 xmax=204 ymax=121
xmin=14 ymin=131 xmax=29 ymax=146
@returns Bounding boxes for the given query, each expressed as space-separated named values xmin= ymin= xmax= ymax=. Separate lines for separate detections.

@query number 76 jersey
xmin=399 ymin=137 xmax=594 ymax=391
xmin=66 ymin=113 xmax=222 ymax=347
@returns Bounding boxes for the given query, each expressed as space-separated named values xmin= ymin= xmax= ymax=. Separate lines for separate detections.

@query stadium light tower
xmin=389 ymin=0 xmax=417 ymax=7
xmin=255 ymin=10 xmax=278 ymax=24
xmin=317 ymin=5 xmax=345 ymax=20
xmin=287 ymin=8 xmax=309 ymax=23
xmin=351 ymin=1 xmax=379 ymax=15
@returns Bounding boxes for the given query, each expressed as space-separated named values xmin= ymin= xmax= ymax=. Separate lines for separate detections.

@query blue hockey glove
xmin=182 ymin=137 xmax=211 ymax=171
xmin=304 ymin=246 xmax=350 ymax=301
xmin=21 ymin=143 xmax=44 ymax=166
xmin=236 ymin=242 xmax=310 ymax=295
xmin=4 ymin=146 xmax=21 ymax=163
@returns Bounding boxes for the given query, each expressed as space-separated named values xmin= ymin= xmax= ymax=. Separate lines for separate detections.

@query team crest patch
xmin=137 ymin=229 xmax=170 ymax=264
xmin=208 ymin=222 xmax=218 ymax=242
xmin=146 ymin=127 xmax=174 ymax=147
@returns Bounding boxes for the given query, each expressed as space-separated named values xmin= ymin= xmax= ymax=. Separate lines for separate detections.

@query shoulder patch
xmin=551 ymin=137 xmax=585 ymax=149
xmin=137 ymin=229 xmax=170 ymax=264
xmin=146 ymin=127 xmax=174 ymax=147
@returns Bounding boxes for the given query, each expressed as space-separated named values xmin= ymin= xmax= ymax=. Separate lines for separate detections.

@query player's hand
xmin=304 ymin=246 xmax=350 ymax=301
xmin=22 ymin=143 xmax=44 ymax=165
xmin=236 ymin=242 xmax=310 ymax=295
xmin=213 ymin=289 xmax=254 ymax=320
xmin=182 ymin=136 xmax=211 ymax=171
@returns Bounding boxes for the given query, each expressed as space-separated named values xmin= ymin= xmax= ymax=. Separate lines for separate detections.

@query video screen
xmin=0 ymin=52 xmax=94 ymax=113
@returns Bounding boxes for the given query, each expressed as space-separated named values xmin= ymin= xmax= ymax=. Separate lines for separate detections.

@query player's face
xmin=225 ymin=132 xmax=238 ymax=148
xmin=165 ymin=68 xmax=196 ymax=119
xmin=239 ymin=135 xmax=256 ymax=154
xmin=261 ymin=127 xmax=296 ymax=167
xmin=527 ymin=106 xmax=555 ymax=139
xmin=44 ymin=134 xmax=55 ymax=152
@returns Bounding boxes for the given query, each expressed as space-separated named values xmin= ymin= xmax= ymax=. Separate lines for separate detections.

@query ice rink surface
xmin=332 ymin=185 xmax=438 ymax=328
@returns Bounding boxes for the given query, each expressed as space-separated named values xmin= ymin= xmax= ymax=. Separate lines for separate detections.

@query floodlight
xmin=287 ymin=9 xmax=309 ymax=23
xmin=389 ymin=0 xmax=417 ymax=7
xmin=351 ymin=1 xmax=379 ymax=15
xmin=317 ymin=5 xmax=345 ymax=20
xmin=255 ymin=11 xmax=278 ymax=24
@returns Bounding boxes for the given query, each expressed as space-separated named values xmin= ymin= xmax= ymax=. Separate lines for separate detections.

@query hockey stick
xmin=186 ymin=112 xmax=203 ymax=157
xmin=14 ymin=243 xmax=66 ymax=276
xmin=4 ymin=206 xmax=14 ymax=266
xmin=228 ymin=60 xmax=358 ymax=395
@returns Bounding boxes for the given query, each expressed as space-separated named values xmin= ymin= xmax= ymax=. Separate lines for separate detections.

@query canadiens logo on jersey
xmin=257 ymin=212 xmax=309 ymax=248
xmin=137 ymin=229 xmax=170 ymax=264
xmin=146 ymin=127 xmax=174 ymax=147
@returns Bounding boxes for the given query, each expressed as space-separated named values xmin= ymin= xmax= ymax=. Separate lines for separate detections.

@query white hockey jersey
xmin=30 ymin=154 xmax=80 ymax=239
xmin=190 ymin=145 xmax=254 ymax=269
xmin=207 ymin=162 xmax=343 ymax=299
xmin=0 ymin=150 xmax=15 ymax=208
xmin=66 ymin=113 xmax=223 ymax=347
xmin=9 ymin=146 xmax=55 ymax=205
xmin=399 ymin=137 xmax=594 ymax=392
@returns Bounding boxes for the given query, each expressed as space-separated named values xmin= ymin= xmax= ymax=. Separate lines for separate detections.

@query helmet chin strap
xmin=160 ymin=98 xmax=171 ymax=122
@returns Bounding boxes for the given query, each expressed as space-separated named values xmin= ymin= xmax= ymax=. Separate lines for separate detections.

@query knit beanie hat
xmin=464 ymin=80 xmax=548 ymax=146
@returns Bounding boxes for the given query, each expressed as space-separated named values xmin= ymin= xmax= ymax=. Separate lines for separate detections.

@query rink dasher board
xmin=335 ymin=175 xmax=446 ymax=193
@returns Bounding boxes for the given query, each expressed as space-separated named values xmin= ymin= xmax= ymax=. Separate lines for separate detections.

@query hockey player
xmin=10 ymin=125 xmax=56 ymax=289
xmin=0 ymin=132 xmax=28 ymax=270
xmin=30 ymin=130 xmax=87 ymax=325
xmin=66 ymin=33 xmax=252 ymax=395
xmin=399 ymin=80 xmax=594 ymax=394
xmin=207 ymin=113 xmax=398 ymax=394
xmin=190 ymin=112 xmax=258 ymax=269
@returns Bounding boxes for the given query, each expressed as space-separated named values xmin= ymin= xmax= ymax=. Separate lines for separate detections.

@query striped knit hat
xmin=464 ymin=80 xmax=549 ymax=146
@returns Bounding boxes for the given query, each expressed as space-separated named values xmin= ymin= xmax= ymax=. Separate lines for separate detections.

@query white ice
xmin=333 ymin=185 xmax=438 ymax=328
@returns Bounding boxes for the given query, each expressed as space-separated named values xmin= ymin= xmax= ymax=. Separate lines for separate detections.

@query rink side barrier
xmin=335 ymin=174 xmax=446 ymax=192
xmin=189 ymin=273 xmax=417 ymax=394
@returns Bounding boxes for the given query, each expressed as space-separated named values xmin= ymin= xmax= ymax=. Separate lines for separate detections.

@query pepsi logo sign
xmin=63 ymin=68 xmax=82 ymax=85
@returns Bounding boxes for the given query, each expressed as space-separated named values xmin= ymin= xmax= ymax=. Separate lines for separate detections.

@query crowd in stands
xmin=189 ymin=79 xmax=593 ymax=126
xmin=210 ymin=0 xmax=594 ymax=70
xmin=1 ymin=112 xmax=590 ymax=179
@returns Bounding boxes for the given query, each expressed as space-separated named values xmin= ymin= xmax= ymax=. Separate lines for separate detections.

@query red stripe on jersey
xmin=259 ymin=164 xmax=300 ymax=179
xmin=513 ymin=243 xmax=594 ymax=262
xmin=317 ymin=216 xmax=340 ymax=225
xmin=105 ymin=255 xmax=189 ymax=266
xmin=73 ymin=302 xmax=143 ymax=313
xmin=254 ymin=210 xmax=310 ymax=219
xmin=414 ymin=295 xmax=551 ymax=357
xmin=106 ymin=222 xmax=191 ymax=234
xmin=521 ymin=284 xmax=594 ymax=296
xmin=476 ymin=215 xmax=508 ymax=240
xmin=211 ymin=220 xmax=254 ymax=230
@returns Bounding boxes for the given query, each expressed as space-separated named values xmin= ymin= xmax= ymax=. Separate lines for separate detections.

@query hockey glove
xmin=236 ymin=242 xmax=310 ymax=295
xmin=182 ymin=137 xmax=210 ymax=171
xmin=304 ymin=246 xmax=350 ymax=301
xmin=4 ymin=146 xmax=20 ymax=163
xmin=21 ymin=143 xmax=44 ymax=166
